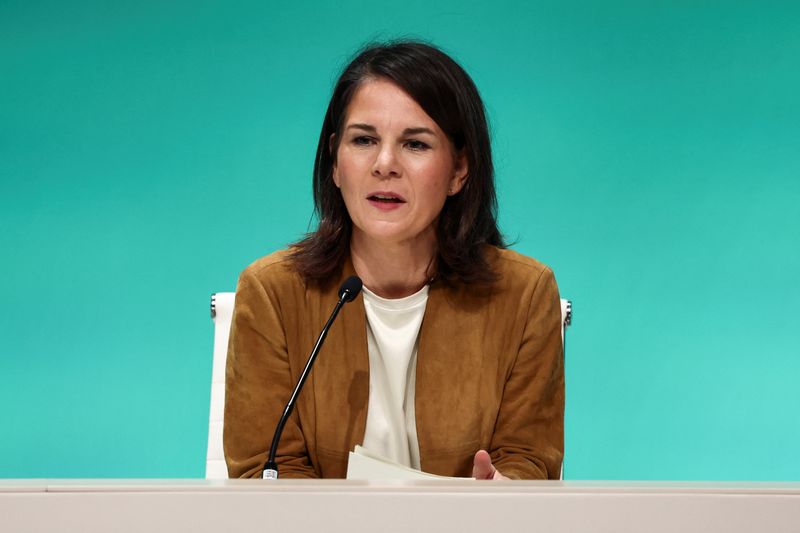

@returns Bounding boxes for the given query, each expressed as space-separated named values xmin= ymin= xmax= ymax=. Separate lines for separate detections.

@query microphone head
xmin=338 ymin=276 xmax=363 ymax=303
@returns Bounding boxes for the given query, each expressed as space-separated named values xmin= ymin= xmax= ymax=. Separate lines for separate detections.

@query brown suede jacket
xmin=224 ymin=247 xmax=564 ymax=479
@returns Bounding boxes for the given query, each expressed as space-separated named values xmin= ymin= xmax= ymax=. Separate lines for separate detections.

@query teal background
xmin=1 ymin=1 xmax=798 ymax=480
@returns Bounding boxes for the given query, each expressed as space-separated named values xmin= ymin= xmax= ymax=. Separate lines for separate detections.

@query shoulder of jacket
xmin=240 ymin=249 xmax=304 ymax=289
xmin=493 ymin=247 xmax=553 ymax=279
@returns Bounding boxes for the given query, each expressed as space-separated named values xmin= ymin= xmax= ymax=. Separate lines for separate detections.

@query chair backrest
xmin=206 ymin=292 xmax=573 ymax=479
xmin=206 ymin=292 xmax=235 ymax=479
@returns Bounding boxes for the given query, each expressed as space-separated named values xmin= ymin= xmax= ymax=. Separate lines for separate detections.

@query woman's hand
xmin=472 ymin=450 xmax=509 ymax=480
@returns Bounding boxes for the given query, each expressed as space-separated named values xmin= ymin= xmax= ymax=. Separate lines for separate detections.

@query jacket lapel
xmin=310 ymin=256 xmax=369 ymax=460
xmin=415 ymin=280 xmax=487 ymax=472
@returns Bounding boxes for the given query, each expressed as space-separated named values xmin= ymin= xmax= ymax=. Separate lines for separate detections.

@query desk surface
xmin=3 ymin=477 xmax=800 ymax=491
xmin=2 ymin=479 xmax=799 ymax=533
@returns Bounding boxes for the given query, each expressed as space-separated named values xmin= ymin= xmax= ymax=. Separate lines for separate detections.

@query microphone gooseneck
xmin=263 ymin=276 xmax=363 ymax=479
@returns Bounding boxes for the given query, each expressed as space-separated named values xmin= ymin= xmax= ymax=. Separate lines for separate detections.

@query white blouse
xmin=360 ymin=284 xmax=429 ymax=469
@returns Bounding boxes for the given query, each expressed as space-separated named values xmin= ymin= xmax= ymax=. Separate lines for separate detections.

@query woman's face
xmin=333 ymin=78 xmax=467 ymax=250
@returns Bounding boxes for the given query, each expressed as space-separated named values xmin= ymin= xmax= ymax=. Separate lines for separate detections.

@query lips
xmin=366 ymin=191 xmax=406 ymax=211
xmin=366 ymin=191 xmax=406 ymax=203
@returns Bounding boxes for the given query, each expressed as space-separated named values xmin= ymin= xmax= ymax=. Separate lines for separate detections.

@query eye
xmin=405 ymin=139 xmax=430 ymax=151
xmin=352 ymin=136 xmax=375 ymax=146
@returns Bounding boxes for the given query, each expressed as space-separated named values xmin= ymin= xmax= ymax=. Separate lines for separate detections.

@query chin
xmin=355 ymin=226 xmax=432 ymax=249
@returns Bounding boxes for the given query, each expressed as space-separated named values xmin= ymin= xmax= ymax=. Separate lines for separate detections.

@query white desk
xmin=2 ymin=479 xmax=799 ymax=533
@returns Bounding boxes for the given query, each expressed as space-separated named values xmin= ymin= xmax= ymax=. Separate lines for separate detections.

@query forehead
xmin=344 ymin=78 xmax=440 ymax=130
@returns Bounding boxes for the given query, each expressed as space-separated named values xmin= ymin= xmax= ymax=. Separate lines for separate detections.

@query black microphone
xmin=262 ymin=275 xmax=363 ymax=479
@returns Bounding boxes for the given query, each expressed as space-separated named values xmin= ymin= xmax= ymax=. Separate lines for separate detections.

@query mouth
xmin=367 ymin=192 xmax=406 ymax=204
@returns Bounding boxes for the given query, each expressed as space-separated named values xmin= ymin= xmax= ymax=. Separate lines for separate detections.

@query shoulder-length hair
xmin=290 ymin=40 xmax=505 ymax=285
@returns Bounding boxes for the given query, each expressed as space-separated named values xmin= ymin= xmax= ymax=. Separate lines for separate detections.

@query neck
xmin=350 ymin=231 xmax=436 ymax=299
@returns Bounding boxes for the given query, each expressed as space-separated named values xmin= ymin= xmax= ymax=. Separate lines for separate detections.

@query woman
xmin=224 ymin=41 xmax=564 ymax=480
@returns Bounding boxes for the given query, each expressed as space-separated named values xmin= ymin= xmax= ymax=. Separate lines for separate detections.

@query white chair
xmin=207 ymin=292 xmax=573 ymax=479
xmin=206 ymin=292 xmax=236 ymax=479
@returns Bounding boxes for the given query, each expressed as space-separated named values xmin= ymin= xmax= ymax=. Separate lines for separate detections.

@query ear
xmin=448 ymin=150 xmax=469 ymax=196
xmin=330 ymin=133 xmax=341 ymax=188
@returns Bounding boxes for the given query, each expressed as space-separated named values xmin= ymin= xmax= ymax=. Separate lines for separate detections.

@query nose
xmin=371 ymin=144 xmax=401 ymax=178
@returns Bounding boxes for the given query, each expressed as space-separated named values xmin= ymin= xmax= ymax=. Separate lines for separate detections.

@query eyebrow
xmin=346 ymin=123 xmax=377 ymax=133
xmin=403 ymin=127 xmax=435 ymax=136
xmin=346 ymin=123 xmax=436 ymax=136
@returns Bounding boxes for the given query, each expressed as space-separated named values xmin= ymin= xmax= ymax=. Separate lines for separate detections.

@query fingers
xmin=472 ymin=450 xmax=496 ymax=480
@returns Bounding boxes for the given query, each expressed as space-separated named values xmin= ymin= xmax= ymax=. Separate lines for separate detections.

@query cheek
xmin=417 ymin=158 xmax=456 ymax=194
xmin=333 ymin=151 xmax=363 ymax=189
xmin=333 ymin=165 xmax=361 ymax=205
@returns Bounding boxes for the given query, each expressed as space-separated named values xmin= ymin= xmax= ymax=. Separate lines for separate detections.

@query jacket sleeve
xmin=489 ymin=267 xmax=565 ymax=480
xmin=223 ymin=265 xmax=318 ymax=479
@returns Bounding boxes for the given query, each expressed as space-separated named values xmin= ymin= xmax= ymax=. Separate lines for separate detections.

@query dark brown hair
xmin=290 ymin=40 xmax=505 ymax=284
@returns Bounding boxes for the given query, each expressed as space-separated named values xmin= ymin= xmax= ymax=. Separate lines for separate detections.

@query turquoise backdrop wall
xmin=1 ymin=0 xmax=798 ymax=480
